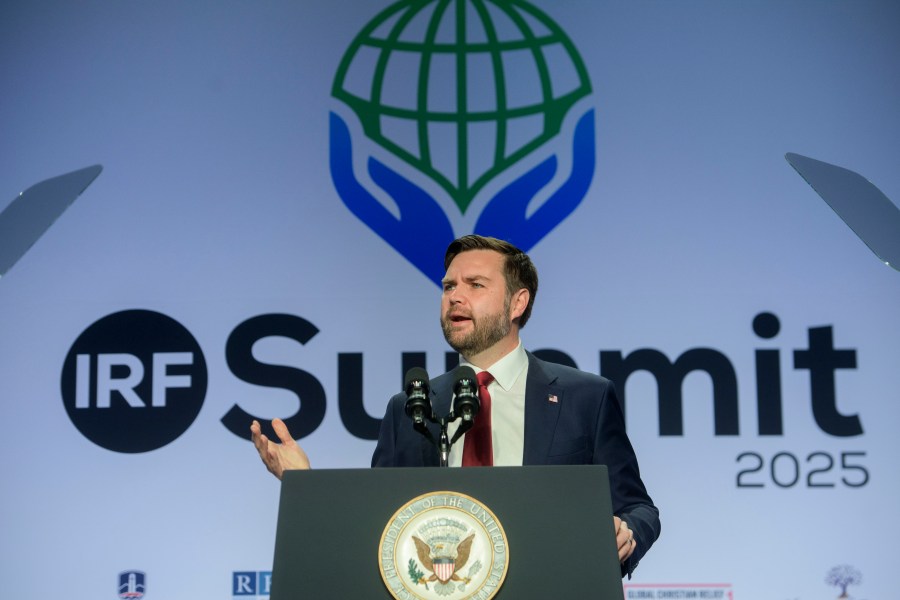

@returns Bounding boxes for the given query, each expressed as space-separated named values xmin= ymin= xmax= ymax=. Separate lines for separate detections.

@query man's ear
xmin=509 ymin=288 xmax=529 ymax=321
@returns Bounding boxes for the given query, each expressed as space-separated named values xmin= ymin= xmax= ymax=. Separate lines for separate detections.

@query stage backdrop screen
xmin=1 ymin=1 xmax=898 ymax=598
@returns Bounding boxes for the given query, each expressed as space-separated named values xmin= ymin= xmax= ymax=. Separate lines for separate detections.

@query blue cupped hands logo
xmin=329 ymin=0 xmax=596 ymax=285
xmin=330 ymin=111 xmax=454 ymax=284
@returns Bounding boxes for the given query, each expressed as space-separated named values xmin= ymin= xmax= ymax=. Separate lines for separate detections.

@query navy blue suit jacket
xmin=371 ymin=352 xmax=661 ymax=575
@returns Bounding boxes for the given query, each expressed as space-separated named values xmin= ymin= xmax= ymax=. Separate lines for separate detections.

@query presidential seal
xmin=379 ymin=491 xmax=509 ymax=600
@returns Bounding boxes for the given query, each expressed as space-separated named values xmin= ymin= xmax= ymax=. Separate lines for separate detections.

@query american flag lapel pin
xmin=548 ymin=394 xmax=558 ymax=403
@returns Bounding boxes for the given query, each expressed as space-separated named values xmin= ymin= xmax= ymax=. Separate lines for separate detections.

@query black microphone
xmin=404 ymin=367 xmax=432 ymax=426
xmin=452 ymin=365 xmax=480 ymax=427
xmin=450 ymin=366 xmax=480 ymax=446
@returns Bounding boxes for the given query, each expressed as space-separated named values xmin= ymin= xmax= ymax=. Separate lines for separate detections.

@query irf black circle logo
xmin=61 ymin=310 xmax=207 ymax=453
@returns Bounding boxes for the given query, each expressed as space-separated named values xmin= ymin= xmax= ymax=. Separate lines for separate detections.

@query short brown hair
xmin=444 ymin=235 xmax=538 ymax=328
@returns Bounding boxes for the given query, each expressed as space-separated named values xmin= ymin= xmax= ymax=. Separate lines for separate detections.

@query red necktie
xmin=462 ymin=371 xmax=494 ymax=466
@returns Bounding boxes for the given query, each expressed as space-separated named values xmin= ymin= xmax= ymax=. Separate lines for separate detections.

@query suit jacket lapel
xmin=522 ymin=354 xmax=562 ymax=465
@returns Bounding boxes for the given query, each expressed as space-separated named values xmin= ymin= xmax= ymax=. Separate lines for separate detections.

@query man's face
xmin=440 ymin=249 xmax=513 ymax=358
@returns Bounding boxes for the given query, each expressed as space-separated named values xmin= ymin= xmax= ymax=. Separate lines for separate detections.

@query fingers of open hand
xmin=249 ymin=419 xmax=309 ymax=476
xmin=272 ymin=418 xmax=298 ymax=447
xmin=251 ymin=420 xmax=284 ymax=478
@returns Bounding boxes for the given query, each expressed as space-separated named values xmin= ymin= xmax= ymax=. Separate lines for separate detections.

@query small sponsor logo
xmin=379 ymin=491 xmax=509 ymax=600
xmin=118 ymin=570 xmax=146 ymax=599
xmin=825 ymin=564 xmax=862 ymax=599
xmin=623 ymin=583 xmax=734 ymax=599
xmin=233 ymin=571 xmax=272 ymax=598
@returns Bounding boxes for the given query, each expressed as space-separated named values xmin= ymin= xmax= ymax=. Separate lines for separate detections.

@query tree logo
xmin=330 ymin=0 xmax=595 ymax=284
xmin=825 ymin=565 xmax=862 ymax=599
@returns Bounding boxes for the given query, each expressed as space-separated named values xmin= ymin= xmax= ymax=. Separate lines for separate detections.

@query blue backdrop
xmin=1 ymin=1 xmax=898 ymax=598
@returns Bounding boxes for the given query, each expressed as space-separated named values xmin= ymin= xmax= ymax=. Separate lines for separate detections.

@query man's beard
xmin=441 ymin=298 xmax=512 ymax=358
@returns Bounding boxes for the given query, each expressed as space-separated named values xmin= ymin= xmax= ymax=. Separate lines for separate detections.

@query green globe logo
xmin=329 ymin=0 xmax=596 ymax=283
xmin=333 ymin=0 xmax=591 ymax=212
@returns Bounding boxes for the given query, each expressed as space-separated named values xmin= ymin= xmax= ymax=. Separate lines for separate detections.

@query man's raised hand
xmin=250 ymin=418 xmax=310 ymax=479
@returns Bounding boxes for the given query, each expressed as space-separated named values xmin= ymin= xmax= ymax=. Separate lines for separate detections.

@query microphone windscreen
xmin=405 ymin=367 xmax=430 ymax=389
xmin=453 ymin=365 xmax=477 ymax=389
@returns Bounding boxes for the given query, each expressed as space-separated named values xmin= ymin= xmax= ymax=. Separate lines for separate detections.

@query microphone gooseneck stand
xmin=404 ymin=366 xmax=480 ymax=467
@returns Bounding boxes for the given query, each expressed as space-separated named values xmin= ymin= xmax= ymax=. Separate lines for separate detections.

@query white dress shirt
xmin=448 ymin=342 xmax=528 ymax=467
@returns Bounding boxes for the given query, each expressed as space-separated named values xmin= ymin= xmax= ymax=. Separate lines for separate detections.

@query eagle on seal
xmin=412 ymin=533 xmax=475 ymax=584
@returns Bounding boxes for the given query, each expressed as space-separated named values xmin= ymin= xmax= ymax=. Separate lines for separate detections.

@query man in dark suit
xmin=252 ymin=235 xmax=660 ymax=576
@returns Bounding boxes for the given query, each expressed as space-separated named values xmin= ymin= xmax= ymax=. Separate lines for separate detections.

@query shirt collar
xmin=460 ymin=341 xmax=527 ymax=392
